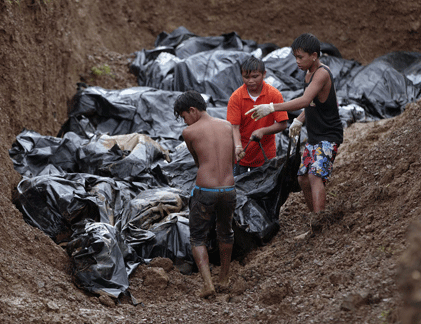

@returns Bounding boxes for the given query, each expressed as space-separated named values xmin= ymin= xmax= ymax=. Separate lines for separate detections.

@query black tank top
xmin=304 ymin=65 xmax=343 ymax=145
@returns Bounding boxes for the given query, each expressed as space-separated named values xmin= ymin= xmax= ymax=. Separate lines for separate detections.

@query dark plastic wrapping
xmin=9 ymin=28 xmax=421 ymax=298
xmin=66 ymin=220 xmax=140 ymax=298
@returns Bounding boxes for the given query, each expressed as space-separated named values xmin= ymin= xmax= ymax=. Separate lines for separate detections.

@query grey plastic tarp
xmin=10 ymin=124 xmax=301 ymax=299
xmin=131 ymin=26 xmax=421 ymax=122
xmin=9 ymin=27 xmax=421 ymax=298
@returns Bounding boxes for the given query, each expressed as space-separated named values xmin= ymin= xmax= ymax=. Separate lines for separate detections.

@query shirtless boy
xmin=174 ymin=90 xmax=236 ymax=298
xmin=246 ymin=33 xmax=343 ymax=214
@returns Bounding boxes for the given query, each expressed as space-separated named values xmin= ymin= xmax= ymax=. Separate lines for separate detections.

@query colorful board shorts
xmin=297 ymin=141 xmax=339 ymax=183
xmin=189 ymin=185 xmax=236 ymax=247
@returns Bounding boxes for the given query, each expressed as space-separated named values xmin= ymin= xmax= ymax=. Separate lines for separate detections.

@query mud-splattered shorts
xmin=297 ymin=141 xmax=339 ymax=183
xmin=189 ymin=185 xmax=236 ymax=247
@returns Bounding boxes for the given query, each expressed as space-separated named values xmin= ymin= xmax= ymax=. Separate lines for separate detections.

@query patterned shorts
xmin=297 ymin=141 xmax=339 ymax=183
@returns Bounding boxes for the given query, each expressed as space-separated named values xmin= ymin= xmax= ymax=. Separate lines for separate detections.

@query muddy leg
xmin=218 ymin=242 xmax=233 ymax=287
xmin=192 ymin=245 xmax=215 ymax=298
xmin=308 ymin=174 xmax=325 ymax=213
xmin=298 ymin=174 xmax=314 ymax=212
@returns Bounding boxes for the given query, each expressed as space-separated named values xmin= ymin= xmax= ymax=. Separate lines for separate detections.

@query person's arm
xmin=231 ymin=127 xmax=236 ymax=167
xmin=232 ymin=124 xmax=242 ymax=147
xmin=182 ymin=128 xmax=199 ymax=168
xmin=296 ymin=110 xmax=305 ymax=124
xmin=246 ymin=69 xmax=329 ymax=120
xmin=232 ymin=124 xmax=245 ymax=161
xmin=251 ymin=120 xmax=287 ymax=140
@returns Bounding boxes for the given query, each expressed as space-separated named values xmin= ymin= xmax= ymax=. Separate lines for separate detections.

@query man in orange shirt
xmin=227 ymin=56 xmax=288 ymax=175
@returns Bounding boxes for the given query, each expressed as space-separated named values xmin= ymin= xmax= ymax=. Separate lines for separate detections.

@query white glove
xmin=245 ymin=102 xmax=275 ymax=121
xmin=289 ymin=118 xmax=303 ymax=138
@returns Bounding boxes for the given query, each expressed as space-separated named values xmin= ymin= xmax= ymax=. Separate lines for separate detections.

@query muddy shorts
xmin=297 ymin=141 xmax=339 ymax=183
xmin=189 ymin=185 xmax=236 ymax=247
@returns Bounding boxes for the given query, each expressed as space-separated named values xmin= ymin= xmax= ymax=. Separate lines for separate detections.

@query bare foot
xmin=215 ymin=280 xmax=230 ymax=293
xmin=199 ymin=288 xmax=216 ymax=299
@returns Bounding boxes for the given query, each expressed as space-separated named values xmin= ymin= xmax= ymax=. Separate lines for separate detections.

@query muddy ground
xmin=1 ymin=0 xmax=421 ymax=323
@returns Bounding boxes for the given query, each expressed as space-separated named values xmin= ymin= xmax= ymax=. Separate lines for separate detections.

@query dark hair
xmin=173 ymin=90 xmax=207 ymax=120
xmin=291 ymin=33 xmax=321 ymax=58
xmin=240 ymin=56 xmax=265 ymax=75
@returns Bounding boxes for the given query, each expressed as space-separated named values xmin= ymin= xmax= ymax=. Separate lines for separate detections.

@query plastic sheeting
xmin=66 ymin=221 xmax=134 ymax=298
xmin=344 ymin=52 xmax=421 ymax=119
xmin=9 ymin=27 xmax=421 ymax=298
xmin=130 ymin=27 xmax=421 ymax=122
xmin=10 ymin=126 xmax=301 ymax=297
xmin=10 ymin=128 xmax=300 ymax=297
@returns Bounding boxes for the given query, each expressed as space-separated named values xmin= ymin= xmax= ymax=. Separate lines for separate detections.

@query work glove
xmin=289 ymin=118 xmax=303 ymax=138
xmin=236 ymin=146 xmax=245 ymax=161
xmin=245 ymin=102 xmax=275 ymax=121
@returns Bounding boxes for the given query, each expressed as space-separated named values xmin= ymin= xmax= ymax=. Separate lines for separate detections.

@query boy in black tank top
xmin=246 ymin=33 xmax=343 ymax=214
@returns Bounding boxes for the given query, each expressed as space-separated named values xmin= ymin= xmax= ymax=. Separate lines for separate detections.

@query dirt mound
xmin=1 ymin=0 xmax=421 ymax=323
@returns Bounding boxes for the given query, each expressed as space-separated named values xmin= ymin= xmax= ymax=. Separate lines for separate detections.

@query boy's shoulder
xmin=207 ymin=117 xmax=233 ymax=135
xmin=230 ymin=84 xmax=248 ymax=99
xmin=315 ymin=64 xmax=331 ymax=75
xmin=307 ymin=65 xmax=331 ymax=82
xmin=262 ymin=81 xmax=278 ymax=91
xmin=183 ymin=117 xmax=231 ymax=139
xmin=209 ymin=116 xmax=232 ymax=127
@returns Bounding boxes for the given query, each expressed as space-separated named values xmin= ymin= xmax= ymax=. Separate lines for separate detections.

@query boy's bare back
xmin=182 ymin=114 xmax=235 ymax=188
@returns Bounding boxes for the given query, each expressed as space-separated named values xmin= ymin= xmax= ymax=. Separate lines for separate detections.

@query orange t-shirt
xmin=227 ymin=81 xmax=288 ymax=167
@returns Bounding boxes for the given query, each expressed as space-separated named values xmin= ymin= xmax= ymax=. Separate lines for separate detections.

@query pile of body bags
xmin=9 ymin=26 xmax=421 ymax=299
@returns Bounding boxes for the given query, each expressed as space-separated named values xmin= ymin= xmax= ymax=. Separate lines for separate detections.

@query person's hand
xmin=250 ymin=130 xmax=263 ymax=141
xmin=289 ymin=118 xmax=303 ymax=139
xmin=245 ymin=102 xmax=275 ymax=121
xmin=236 ymin=146 xmax=245 ymax=161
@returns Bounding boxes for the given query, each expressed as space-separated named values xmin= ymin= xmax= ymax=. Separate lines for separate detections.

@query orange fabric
xmin=227 ymin=81 xmax=288 ymax=167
